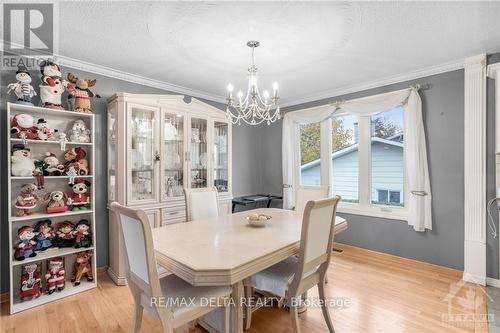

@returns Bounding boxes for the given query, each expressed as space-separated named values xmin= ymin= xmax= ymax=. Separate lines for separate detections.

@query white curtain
xmin=282 ymin=87 xmax=432 ymax=231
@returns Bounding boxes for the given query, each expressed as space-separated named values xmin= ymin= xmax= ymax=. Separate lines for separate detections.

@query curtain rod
xmin=330 ymin=83 xmax=432 ymax=108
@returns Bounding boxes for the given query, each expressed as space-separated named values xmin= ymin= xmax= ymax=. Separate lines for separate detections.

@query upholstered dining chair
xmin=109 ymin=202 xmax=231 ymax=333
xmin=244 ymin=196 xmax=341 ymax=333
xmin=184 ymin=187 xmax=219 ymax=221
xmin=294 ymin=185 xmax=329 ymax=214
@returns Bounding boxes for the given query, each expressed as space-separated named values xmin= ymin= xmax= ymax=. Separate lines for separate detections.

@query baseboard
xmin=0 ymin=292 xmax=9 ymax=304
xmin=107 ymin=267 xmax=127 ymax=286
xmin=463 ymin=272 xmax=487 ymax=286
xmin=486 ymin=277 xmax=500 ymax=288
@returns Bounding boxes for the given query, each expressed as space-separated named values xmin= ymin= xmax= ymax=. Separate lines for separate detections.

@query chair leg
xmin=188 ymin=320 xmax=197 ymax=330
xmin=290 ymin=305 xmax=301 ymax=333
xmin=224 ymin=303 xmax=231 ymax=333
xmin=244 ymin=286 xmax=253 ymax=330
xmin=318 ymin=282 xmax=335 ymax=333
xmin=132 ymin=302 xmax=143 ymax=333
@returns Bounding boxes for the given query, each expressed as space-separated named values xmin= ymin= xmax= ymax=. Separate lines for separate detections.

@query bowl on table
xmin=246 ymin=213 xmax=272 ymax=227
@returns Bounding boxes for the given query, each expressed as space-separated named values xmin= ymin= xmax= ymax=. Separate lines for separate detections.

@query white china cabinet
xmin=107 ymin=93 xmax=232 ymax=285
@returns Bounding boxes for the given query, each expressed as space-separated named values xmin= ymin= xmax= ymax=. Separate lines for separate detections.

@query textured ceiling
xmin=43 ymin=2 xmax=500 ymax=105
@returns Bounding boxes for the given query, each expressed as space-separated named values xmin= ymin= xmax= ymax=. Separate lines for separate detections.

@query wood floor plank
xmin=0 ymin=244 xmax=489 ymax=333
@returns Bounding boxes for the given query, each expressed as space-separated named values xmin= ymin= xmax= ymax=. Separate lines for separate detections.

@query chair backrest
xmin=109 ymin=202 xmax=162 ymax=298
xmin=294 ymin=185 xmax=329 ymax=214
xmin=184 ymin=187 xmax=219 ymax=221
xmin=289 ymin=196 xmax=340 ymax=297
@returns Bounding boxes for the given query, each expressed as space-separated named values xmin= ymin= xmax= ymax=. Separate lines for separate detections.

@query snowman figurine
xmin=7 ymin=66 xmax=37 ymax=105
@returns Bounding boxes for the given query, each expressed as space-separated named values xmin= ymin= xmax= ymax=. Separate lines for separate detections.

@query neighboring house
xmin=300 ymin=136 xmax=404 ymax=205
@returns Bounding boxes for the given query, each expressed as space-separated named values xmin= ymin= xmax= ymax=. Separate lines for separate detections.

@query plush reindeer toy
xmin=66 ymin=73 xmax=100 ymax=113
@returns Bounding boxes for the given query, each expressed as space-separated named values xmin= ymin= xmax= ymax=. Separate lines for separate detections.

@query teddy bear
xmin=43 ymin=152 xmax=65 ymax=176
xmin=39 ymin=59 xmax=72 ymax=110
xmin=44 ymin=190 xmax=68 ymax=214
xmin=11 ymin=144 xmax=35 ymax=177
xmin=68 ymin=120 xmax=91 ymax=143
xmin=14 ymin=225 xmax=37 ymax=260
xmin=14 ymin=184 xmax=39 ymax=217
xmin=64 ymin=147 xmax=89 ymax=175
xmin=35 ymin=118 xmax=58 ymax=141
xmin=66 ymin=73 xmax=101 ymax=113
xmin=67 ymin=179 xmax=91 ymax=211
xmin=10 ymin=114 xmax=38 ymax=141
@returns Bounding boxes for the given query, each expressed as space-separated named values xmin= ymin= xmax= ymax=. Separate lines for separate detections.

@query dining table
xmin=152 ymin=208 xmax=348 ymax=333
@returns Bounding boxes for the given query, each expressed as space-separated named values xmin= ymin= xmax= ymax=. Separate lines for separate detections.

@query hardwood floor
xmin=1 ymin=243 xmax=490 ymax=333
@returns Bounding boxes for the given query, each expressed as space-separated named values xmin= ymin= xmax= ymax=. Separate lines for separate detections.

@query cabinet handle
xmin=168 ymin=211 xmax=179 ymax=216
xmin=154 ymin=151 xmax=161 ymax=162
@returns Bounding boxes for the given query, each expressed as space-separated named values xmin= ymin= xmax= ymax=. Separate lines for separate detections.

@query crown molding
xmin=279 ymin=58 xmax=465 ymax=108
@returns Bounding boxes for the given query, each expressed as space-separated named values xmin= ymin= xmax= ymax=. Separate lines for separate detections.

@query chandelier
xmin=226 ymin=41 xmax=280 ymax=125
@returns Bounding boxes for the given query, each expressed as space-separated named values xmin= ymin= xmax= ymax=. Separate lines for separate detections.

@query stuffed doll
xmin=11 ymin=113 xmax=38 ymax=141
xmin=14 ymin=225 xmax=37 ymax=260
xmin=33 ymin=160 xmax=48 ymax=189
xmin=11 ymin=144 xmax=35 ymax=177
xmin=68 ymin=120 xmax=91 ymax=143
xmin=67 ymin=179 xmax=90 ymax=211
xmin=63 ymin=147 xmax=89 ymax=175
xmin=66 ymin=162 xmax=79 ymax=185
xmin=66 ymin=73 xmax=101 ymax=113
xmin=44 ymin=190 xmax=68 ymax=214
xmin=20 ymin=264 xmax=42 ymax=301
xmin=45 ymin=257 xmax=65 ymax=294
xmin=35 ymin=118 xmax=58 ymax=140
xmin=43 ymin=152 xmax=65 ymax=176
xmin=39 ymin=59 xmax=72 ymax=110
xmin=73 ymin=219 xmax=92 ymax=248
xmin=14 ymin=184 xmax=39 ymax=217
xmin=33 ymin=219 xmax=55 ymax=251
xmin=71 ymin=250 xmax=93 ymax=286
xmin=7 ymin=65 xmax=37 ymax=105
xmin=55 ymin=221 xmax=75 ymax=248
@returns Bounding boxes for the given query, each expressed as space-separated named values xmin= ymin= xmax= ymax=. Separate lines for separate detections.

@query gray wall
xmin=260 ymin=69 xmax=468 ymax=271
xmin=0 ymin=65 xmax=260 ymax=293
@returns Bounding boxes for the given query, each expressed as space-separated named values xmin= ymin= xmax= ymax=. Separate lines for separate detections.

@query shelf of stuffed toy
xmin=11 ymin=138 xmax=93 ymax=146
xmin=9 ymin=103 xmax=94 ymax=118
xmin=12 ymin=246 xmax=95 ymax=266
xmin=11 ymin=249 xmax=96 ymax=313
xmin=10 ymin=177 xmax=94 ymax=219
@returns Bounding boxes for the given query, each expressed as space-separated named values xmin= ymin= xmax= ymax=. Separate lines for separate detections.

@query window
xmin=370 ymin=107 xmax=404 ymax=207
xmin=299 ymin=123 xmax=321 ymax=185
xmin=331 ymin=114 xmax=358 ymax=203
xmin=296 ymin=106 xmax=406 ymax=219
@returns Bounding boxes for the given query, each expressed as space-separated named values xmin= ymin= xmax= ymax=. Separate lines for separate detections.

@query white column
xmin=487 ymin=62 xmax=500 ymax=282
xmin=463 ymin=54 xmax=487 ymax=285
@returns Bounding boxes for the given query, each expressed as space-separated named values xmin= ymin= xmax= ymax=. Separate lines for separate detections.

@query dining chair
xmin=294 ymin=185 xmax=329 ymax=214
xmin=109 ymin=202 xmax=231 ymax=333
xmin=244 ymin=196 xmax=341 ymax=333
xmin=184 ymin=187 xmax=219 ymax=221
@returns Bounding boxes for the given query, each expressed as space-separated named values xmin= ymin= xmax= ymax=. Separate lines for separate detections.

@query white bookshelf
xmin=7 ymin=103 xmax=97 ymax=314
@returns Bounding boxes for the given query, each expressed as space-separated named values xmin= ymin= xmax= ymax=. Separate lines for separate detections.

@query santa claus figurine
xmin=11 ymin=113 xmax=38 ymax=141
xmin=20 ymin=264 xmax=42 ymax=301
xmin=45 ymin=257 xmax=65 ymax=294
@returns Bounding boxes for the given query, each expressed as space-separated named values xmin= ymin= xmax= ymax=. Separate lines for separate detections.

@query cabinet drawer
xmin=162 ymin=207 xmax=186 ymax=221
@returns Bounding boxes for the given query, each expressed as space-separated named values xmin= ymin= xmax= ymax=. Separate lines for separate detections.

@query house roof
xmin=301 ymin=137 xmax=403 ymax=171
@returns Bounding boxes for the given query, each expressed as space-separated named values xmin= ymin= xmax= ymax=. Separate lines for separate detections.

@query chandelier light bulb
xmin=273 ymin=82 xmax=279 ymax=91
xmin=227 ymin=83 xmax=233 ymax=92
xmin=237 ymin=90 xmax=243 ymax=99
xmin=263 ymin=90 xmax=270 ymax=99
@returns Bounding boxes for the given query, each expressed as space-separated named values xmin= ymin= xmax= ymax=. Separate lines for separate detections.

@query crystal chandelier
xmin=226 ymin=41 xmax=280 ymax=125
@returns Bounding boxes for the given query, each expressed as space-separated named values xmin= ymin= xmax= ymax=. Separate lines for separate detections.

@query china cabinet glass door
xmin=213 ymin=121 xmax=229 ymax=192
xmin=189 ymin=117 xmax=208 ymax=189
xmin=162 ymin=111 xmax=185 ymax=199
xmin=108 ymin=108 xmax=117 ymax=202
xmin=129 ymin=106 xmax=158 ymax=203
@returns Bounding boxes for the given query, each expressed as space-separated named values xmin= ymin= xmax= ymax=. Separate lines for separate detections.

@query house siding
xmin=300 ymin=142 xmax=404 ymax=203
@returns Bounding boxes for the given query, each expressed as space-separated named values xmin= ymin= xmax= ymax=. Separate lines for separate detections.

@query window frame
xmin=295 ymin=110 xmax=408 ymax=221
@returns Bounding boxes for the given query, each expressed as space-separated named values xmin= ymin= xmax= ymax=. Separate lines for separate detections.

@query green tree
xmin=300 ymin=119 xmax=352 ymax=165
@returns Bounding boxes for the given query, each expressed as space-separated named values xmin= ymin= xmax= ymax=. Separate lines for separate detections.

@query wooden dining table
xmin=152 ymin=208 xmax=348 ymax=333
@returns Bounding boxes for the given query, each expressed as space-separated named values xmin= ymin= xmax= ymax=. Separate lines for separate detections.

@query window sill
xmin=337 ymin=203 xmax=407 ymax=221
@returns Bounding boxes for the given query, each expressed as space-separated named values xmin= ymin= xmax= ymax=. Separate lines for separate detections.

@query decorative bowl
xmin=246 ymin=214 xmax=272 ymax=227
